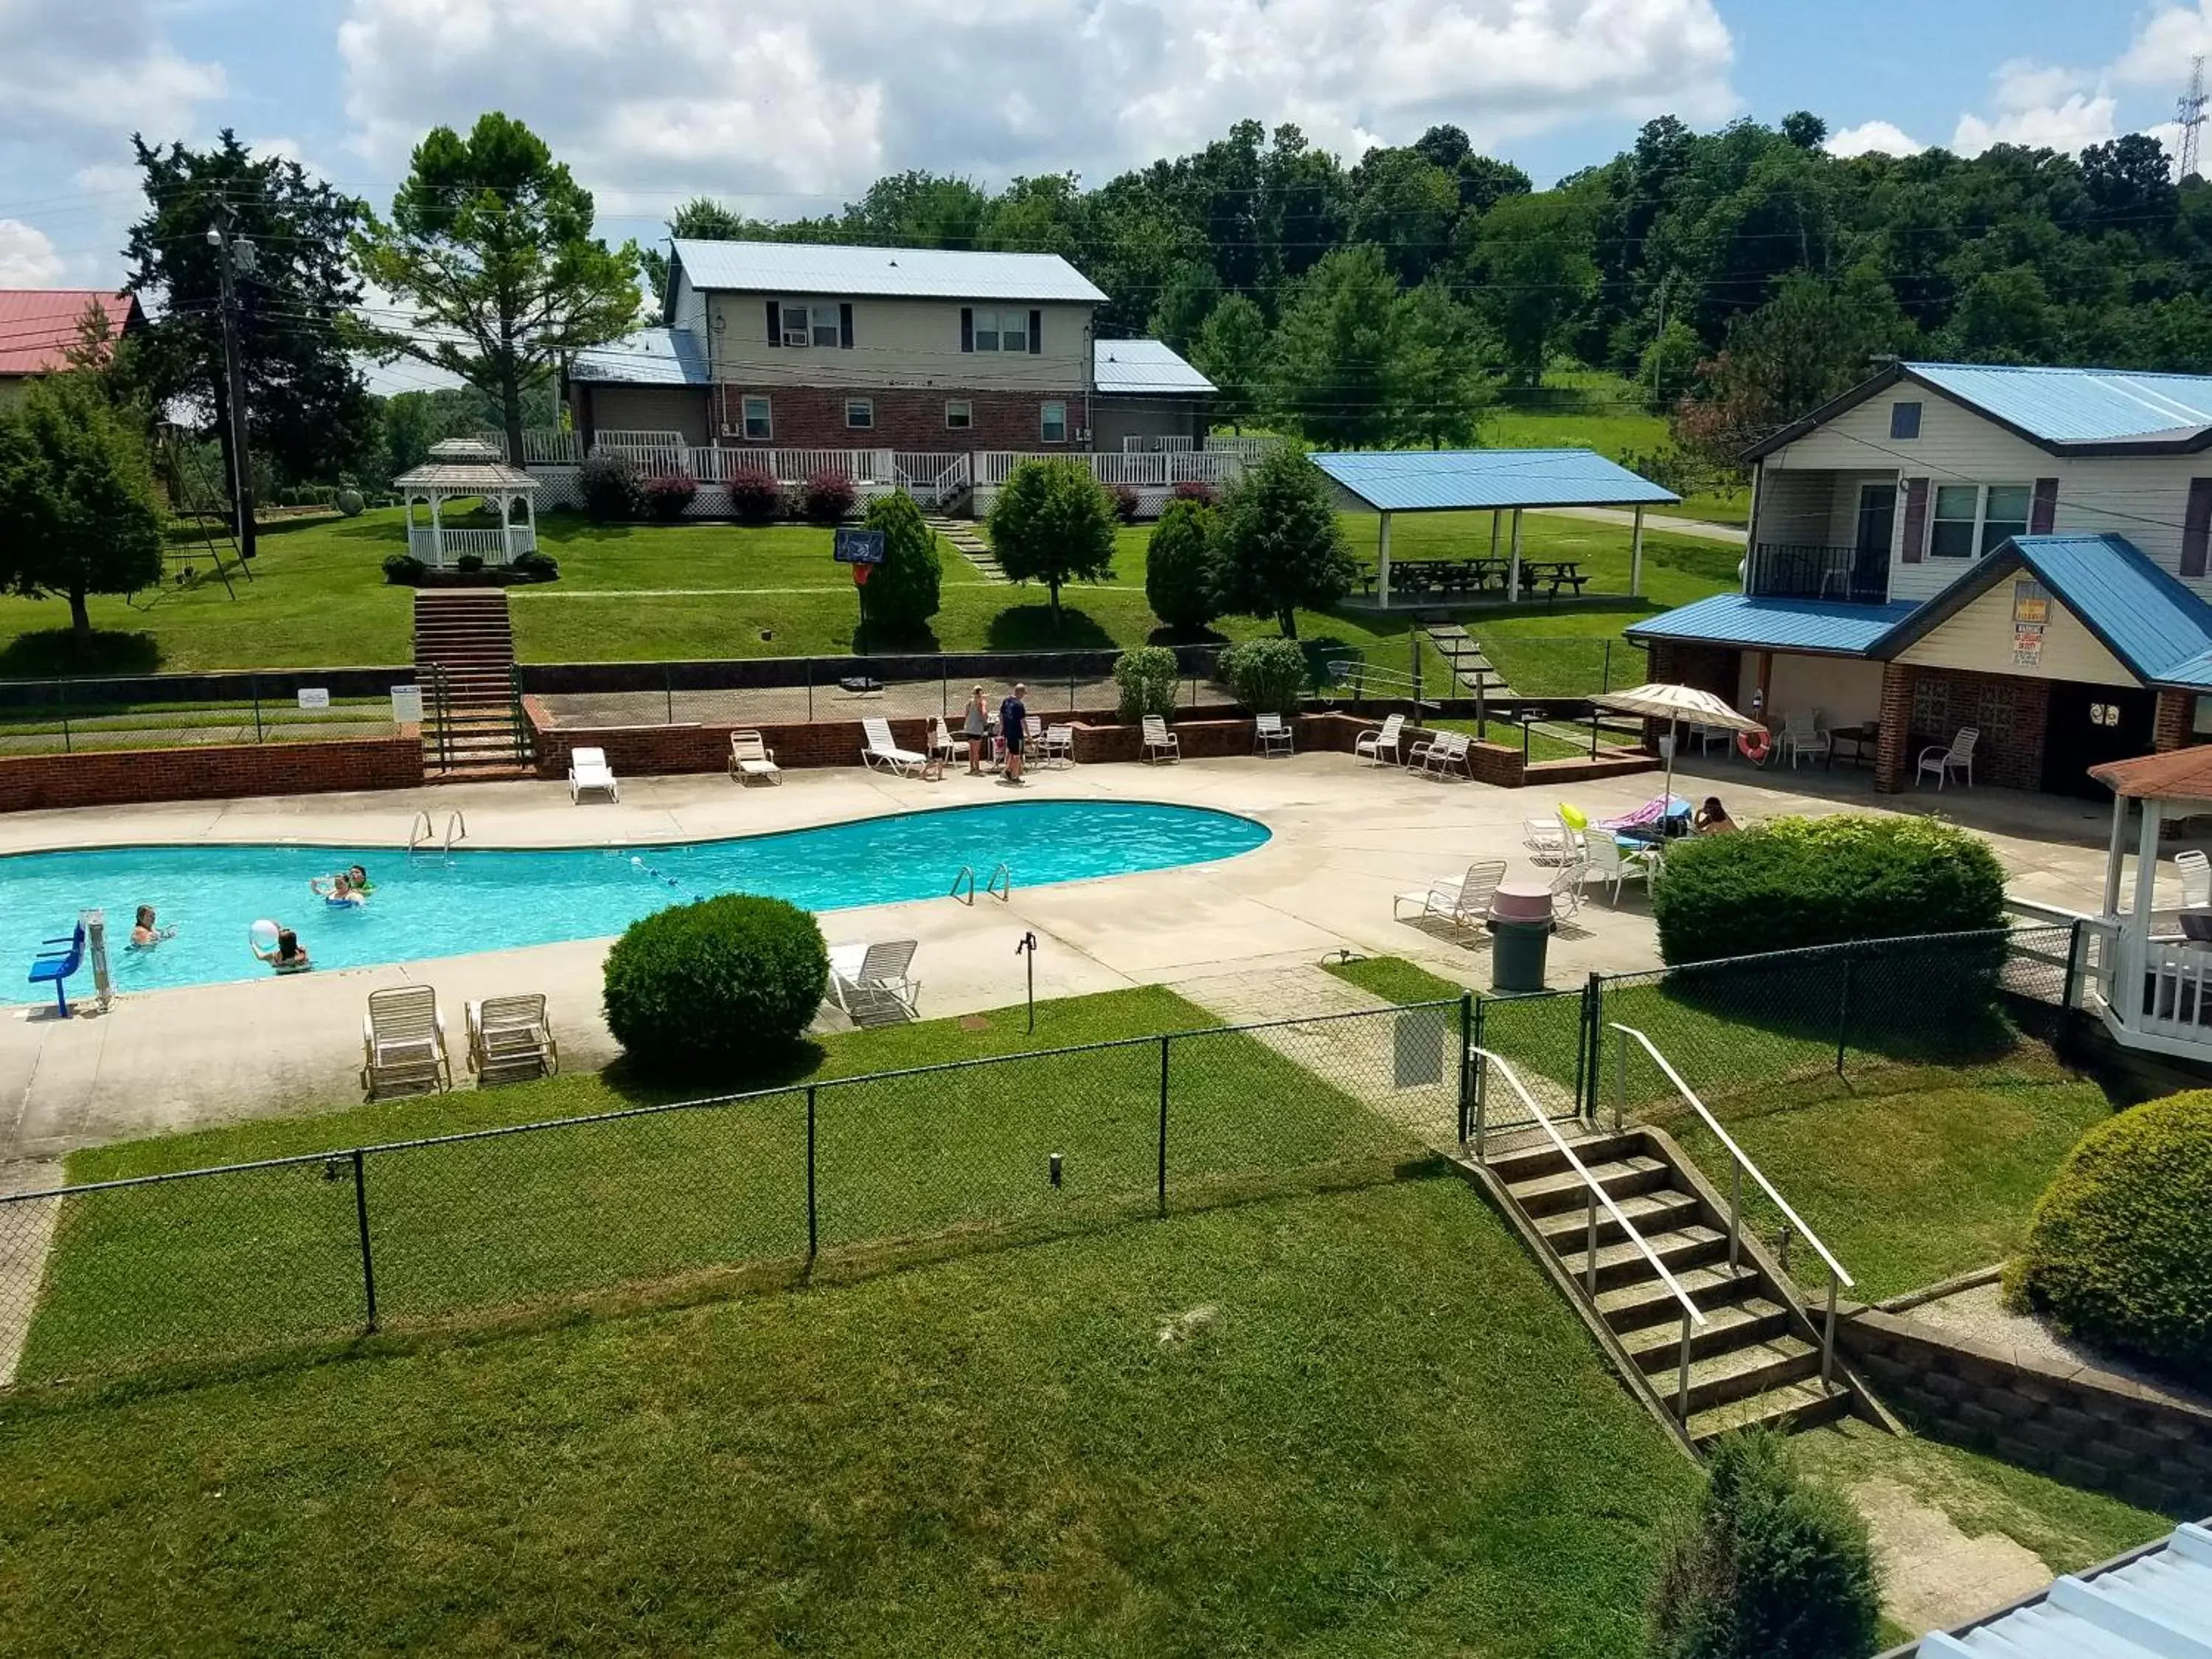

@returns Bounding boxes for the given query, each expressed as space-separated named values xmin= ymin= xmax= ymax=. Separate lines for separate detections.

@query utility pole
xmin=2181 ymin=58 xmax=2208 ymax=183
xmin=1649 ymin=273 xmax=1672 ymax=408
xmin=207 ymin=209 xmax=260 ymax=561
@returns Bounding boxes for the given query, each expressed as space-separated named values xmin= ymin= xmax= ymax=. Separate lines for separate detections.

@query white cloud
xmin=1952 ymin=58 xmax=2118 ymax=157
xmin=336 ymin=0 xmax=1737 ymax=212
xmin=1825 ymin=120 xmax=1923 ymax=159
xmin=0 ymin=220 xmax=65 ymax=286
xmin=2113 ymin=2 xmax=2212 ymax=85
xmin=0 ymin=0 xmax=223 ymax=159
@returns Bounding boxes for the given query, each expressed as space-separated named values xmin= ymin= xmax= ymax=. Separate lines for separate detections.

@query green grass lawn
xmin=1321 ymin=955 xmax=1470 ymax=1006
xmin=0 ymin=1176 xmax=1701 ymax=1658
xmin=21 ymin=987 xmax=1418 ymax=1385
xmin=1483 ymin=370 xmax=1750 ymax=526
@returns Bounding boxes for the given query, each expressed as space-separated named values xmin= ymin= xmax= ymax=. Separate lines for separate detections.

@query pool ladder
xmin=950 ymin=863 xmax=1012 ymax=905
xmin=407 ymin=810 xmax=468 ymax=855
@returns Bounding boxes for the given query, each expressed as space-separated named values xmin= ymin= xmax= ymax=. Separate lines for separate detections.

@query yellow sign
xmin=2012 ymin=579 xmax=2051 ymax=627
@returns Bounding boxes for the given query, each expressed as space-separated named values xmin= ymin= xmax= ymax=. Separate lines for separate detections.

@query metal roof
xmin=669 ymin=239 xmax=1107 ymax=304
xmin=1870 ymin=533 xmax=2212 ymax=686
xmin=1624 ymin=593 xmax=1919 ymax=656
xmin=0 ymin=290 xmax=140 ymax=376
xmin=1909 ymin=361 xmax=2212 ymax=445
xmin=568 ymin=327 xmax=709 ymax=386
xmin=1313 ymin=448 xmax=1680 ymax=512
xmin=1910 ymin=1520 xmax=2212 ymax=1658
xmin=1093 ymin=338 xmax=1214 ymax=396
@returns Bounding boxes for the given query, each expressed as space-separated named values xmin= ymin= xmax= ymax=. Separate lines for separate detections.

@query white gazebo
xmin=2083 ymin=745 xmax=2212 ymax=1059
xmin=393 ymin=438 xmax=540 ymax=569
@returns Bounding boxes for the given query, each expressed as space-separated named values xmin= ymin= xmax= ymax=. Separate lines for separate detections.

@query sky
xmin=0 ymin=0 xmax=2200 ymax=313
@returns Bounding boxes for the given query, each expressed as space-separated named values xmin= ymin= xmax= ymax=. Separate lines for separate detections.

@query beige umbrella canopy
xmin=1595 ymin=683 xmax=1765 ymax=801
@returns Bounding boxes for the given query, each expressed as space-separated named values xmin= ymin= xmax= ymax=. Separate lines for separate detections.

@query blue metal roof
xmin=1913 ymin=1520 xmax=2212 ymax=1658
xmin=1313 ymin=448 xmax=1679 ymax=512
xmin=568 ymin=327 xmax=708 ymax=386
xmin=1908 ymin=361 xmax=2212 ymax=445
xmin=1872 ymin=534 xmax=2212 ymax=686
xmin=1094 ymin=338 xmax=1214 ymax=396
xmin=1625 ymin=594 xmax=1917 ymax=655
xmin=669 ymin=239 xmax=1106 ymax=304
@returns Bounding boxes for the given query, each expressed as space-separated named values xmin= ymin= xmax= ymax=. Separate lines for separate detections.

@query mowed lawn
xmin=19 ymin=987 xmax=1419 ymax=1383
xmin=0 ymin=1177 xmax=1698 ymax=1658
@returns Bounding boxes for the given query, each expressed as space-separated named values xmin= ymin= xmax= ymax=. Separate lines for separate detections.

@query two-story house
xmin=1629 ymin=362 xmax=2212 ymax=796
xmin=564 ymin=240 xmax=1213 ymax=455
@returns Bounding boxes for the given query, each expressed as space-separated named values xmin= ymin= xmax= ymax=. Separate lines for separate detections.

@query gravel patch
xmin=1906 ymin=1280 xmax=2210 ymax=1411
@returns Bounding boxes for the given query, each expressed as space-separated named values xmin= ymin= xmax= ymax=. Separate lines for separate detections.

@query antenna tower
xmin=2181 ymin=56 xmax=2208 ymax=181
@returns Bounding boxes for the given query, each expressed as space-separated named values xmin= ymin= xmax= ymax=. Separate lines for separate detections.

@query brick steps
xmin=413 ymin=589 xmax=529 ymax=776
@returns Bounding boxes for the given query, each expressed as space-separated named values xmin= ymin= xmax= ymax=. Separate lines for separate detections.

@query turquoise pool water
xmin=3 ymin=801 xmax=1268 ymax=1001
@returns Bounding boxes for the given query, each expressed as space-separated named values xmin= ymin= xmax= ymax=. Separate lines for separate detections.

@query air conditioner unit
xmin=720 ymin=422 xmax=740 ymax=438
xmin=1075 ymin=428 xmax=1091 ymax=443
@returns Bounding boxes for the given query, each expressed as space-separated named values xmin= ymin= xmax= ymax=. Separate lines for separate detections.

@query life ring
xmin=1736 ymin=728 xmax=1771 ymax=763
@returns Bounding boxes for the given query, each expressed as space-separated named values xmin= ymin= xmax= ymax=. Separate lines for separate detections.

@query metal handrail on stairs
xmin=406 ymin=810 xmax=435 ymax=854
xmin=1608 ymin=1023 xmax=1854 ymax=1389
xmin=950 ymin=866 xmax=975 ymax=905
xmin=1470 ymin=1046 xmax=1708 ymax=1422
xmin=442 ymin=812 xmax=467 ymax=852
xmin=985 ymin=863 xmax=1012 ymax=901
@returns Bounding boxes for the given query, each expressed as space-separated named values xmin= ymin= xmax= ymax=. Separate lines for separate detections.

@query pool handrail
xmin=442 ymin=812 xmax=467 ymax=853
xmin=950 ymin=865 xmax=975 ymax=905
xmin=406 ymin=810 xmax=435 ymax=854
xmin=987 ymin=862 xmax=1012 ymax=901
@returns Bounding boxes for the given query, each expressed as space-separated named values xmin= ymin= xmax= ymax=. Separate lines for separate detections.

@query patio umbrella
xmin=1595 ymin=682 xmax=1766 ymax=807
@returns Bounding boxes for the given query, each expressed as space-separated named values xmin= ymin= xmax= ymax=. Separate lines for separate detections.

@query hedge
xmin=602 ymin=894 xmax=829 ymax=1078
xmin=1113 ymin=645 xmax=1180 ymax=724
xmin=2006 ymin=1089 xmax=2211 ymax=1374
xmin=1218 ymin=636 xmax=1309 ymax=717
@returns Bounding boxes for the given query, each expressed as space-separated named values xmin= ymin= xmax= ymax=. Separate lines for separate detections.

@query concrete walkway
xmin=1532 ymin=506 xmax=1747 ymax=544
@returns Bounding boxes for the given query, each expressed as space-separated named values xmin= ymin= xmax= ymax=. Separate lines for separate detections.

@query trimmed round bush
xmin=509 ymin=550 xmax=560 ymax=583
xmin=1113 ymin=644 xmax=1180 ymax=724
xmin=335 ymin=487 xmax=366 ymax=518
xmin=1219 ymin=636 xmax=1310 ymax=717
xmin=855 ymin=490 xmax=942 ymax=636
xmin=726 ymin=465 xmax=782 ymax=524
xmin=1109 ymin=480 xmax=1141 ymax=524
xmin=456 ymin=552 xmax=484 ymax=574
xmin=602 ymin=894 xmax=829 ymax=1077
xmin=1171 ymin=478 xmax=1217 ymax=507
xmin=2006 ymin=1090 xmax=2212 ymax=1373
xmin=1144 ymin=497 xmax=1220 ymax=633
xmin=1650 ymin=814 xmax=2004 ymax=965
xmin=381 ymin=552 xmax=425 ymax=585
xmin=801 ymin=470 xmax=857 ymax=524
xmin=643 ymin=469 xmax=698 ymax=521
xmin=580 ymin=452 xmax=645 ymax=522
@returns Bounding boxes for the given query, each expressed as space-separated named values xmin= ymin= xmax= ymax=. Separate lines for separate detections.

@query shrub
xmin=1113 ymin=645 xmax=1180 ymax=724
xmin=2006 ymin=1090 xmax=2212 ymax=1373
xmin=1145 ymin=498 xmax=1220 ymax=633
xmin=985 ymin=457 xmax=1119 ymax=626
xmin=602 ymin=894 xmax=829 ymax=1077
xmin=801 ymin=469 xmax=857 ymax=524
xmin=509 ymin=551 xmax=560 ymax=583
xmin=579 ymin=452 xmax=644 ymax=522
xmin=643 ymin=469 xmax=698 ymax=521
xmin=1171 ymin=478 xmax=1217 ymax=507
xmin=1219 ymin=636 xmax=1309 ymax=717
xmin=380 ymin=552 xmax=425 ymax=585
xmin=334 ymin=487 xmax=366 ymax=518
xmin=1109 ymin=480 xmax=1141 ymax=523
xmin=456 ymin=553 xmax=484 ymax=574
xmin=1650 ymin=815 xmax=2005 ymax=965
xmin=726 ymin=465 xmax=783 ymax=525
xmin=856 ymin=490 xmax=943 ymax=636
xmin=1647 ymin=1432 xmax=1880 ymax=1659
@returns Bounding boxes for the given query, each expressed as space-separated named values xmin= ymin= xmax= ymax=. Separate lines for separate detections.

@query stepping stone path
xmin=1422 ymin=624 xmax=1512 ymax=698
xmin=923 ymin=515 xmax=1007 ymax=584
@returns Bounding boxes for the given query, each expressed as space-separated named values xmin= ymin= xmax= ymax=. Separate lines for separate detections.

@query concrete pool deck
xmin=0 ymin=752 xmax=2149 ymax=1177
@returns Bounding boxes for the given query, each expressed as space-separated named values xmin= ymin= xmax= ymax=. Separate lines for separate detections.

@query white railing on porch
xmin=1124 ymin=434 xmax=1197 ymax=453
xmin=407 ymin=525 xmax=532 ymax=567
xmin=2130 ymin=936 xmax=2212 ymax=1043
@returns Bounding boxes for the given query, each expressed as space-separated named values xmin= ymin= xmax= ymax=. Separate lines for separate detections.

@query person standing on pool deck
xmin=999 ymin=684 xmax=1028 ymax=783
xmin=962 ymin=686 xmax=991 ymax=774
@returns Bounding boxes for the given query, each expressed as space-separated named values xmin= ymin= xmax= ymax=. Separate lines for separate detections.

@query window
xmin=1889 ymin=401 xmax=1922 ymax=440
xmin=967 ymin=308 xmax=1027 ymax=353
xmin=1040 ymin=401 xmax=1068 ymax=443
xmin=779 ymin=302 xmax=813 ymax=347
xmin=1980 ymin=484 xmax=2031 ymax=553
xmin=945 ymin=399 xmax=973 ymax=431
xmin=775 ymin=302 xmax=841 ymax=348
xmin=1930 ymin=484 xmax=1979 ymax=557
xmin=845 ymin=399 xmax=874 ymax=431
xmin=741 ymin=395 xmax=771 ymax=442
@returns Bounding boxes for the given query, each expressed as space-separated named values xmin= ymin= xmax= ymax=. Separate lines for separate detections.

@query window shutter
xmin=1900 ymin=477 xmax=1929 ymax=564
xmin=2185 ymin=479 xmax=2212 ymax=578
xmin=839 ymin=302 xmax=855 ymax=349
xmin=765 ymin=301 xmax=780 ymax=347
xmin=961 ymin=307 xmax=973 ymax=352
xmin=1029 ymin=309 xmax=1042 ymax=355
xmin=2030 ymin=477 xmax=2059 ymax=535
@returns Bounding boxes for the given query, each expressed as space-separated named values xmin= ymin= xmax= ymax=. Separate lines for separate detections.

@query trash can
xmin=1486 ymin=883 xmax=1557 ymax=993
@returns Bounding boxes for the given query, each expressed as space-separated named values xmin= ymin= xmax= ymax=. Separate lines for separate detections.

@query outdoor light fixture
xmin=1049 ymin=1152 xmax=1063 ymax=1188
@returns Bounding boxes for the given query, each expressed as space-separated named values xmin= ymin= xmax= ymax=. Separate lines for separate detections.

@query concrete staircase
xmin=1481 ymin=1127 xmax=1865 ymax=1447
xmin=413 ymin=589 xmax=532 ymax=778
xmin=924 ymin=514 xmax=1006 ymax=584
xmin=1421 ymin=623 xmax=1511 ymax=697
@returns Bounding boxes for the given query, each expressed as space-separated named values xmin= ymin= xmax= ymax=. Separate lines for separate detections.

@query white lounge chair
xmin=1354 ymin=713 xmax=1405 ymax=766
xmin=1142 ymin=716 xmax=1180 ymax=763
xmin=2181 ymin=849 xmax=2212 ymax=910
xmin=928 ymin=718 xmax=960 ymax=765
xmin=1583 ymin=834 xmax=1655 ymax=907
xmin=1254 ymin=712 xmax=1294 ymax=757
xmin=1526 ymin=805 xmax=1589 ymax=866
xmin=1781 ymin=710 xmax=1829 ymax=769
xmin=861 ymin=717 xmax=928 ymax=776
xmin=827 ymin=940 xmax=921 ymax=1026
xmin=1691 ymin=722 xmax=1733 ymax=757
xmin=728 ymin=729 xmax=780 ymax=785
xmin=1547 ymin=854 xmax=1588 ymax=919
xmin=568 ymin=746 xmax=619 ymax=804
xmin=1916 ymin=726 xmax=1978 ymax=790
xmin=466 ymin=993 xmax=558 ymax=1084
xmin=1412 ymin=729 xmax=1472 ymax=781
xmin=360 ymin=985 xmax=451 ymax=1098
xmin=1041 ymin=723 xmax=1076 ymax=767
xmin=1394 ymin=860 xmax=1507 ymax=929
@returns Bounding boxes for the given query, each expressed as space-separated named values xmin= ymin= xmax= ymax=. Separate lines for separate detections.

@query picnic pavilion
xmin=1312 ymin=449 xmax=1681 ymax=610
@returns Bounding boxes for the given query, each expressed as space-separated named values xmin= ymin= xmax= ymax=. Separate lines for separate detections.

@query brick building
xmin=1629 ymin=362 xmax=2212 ymax=796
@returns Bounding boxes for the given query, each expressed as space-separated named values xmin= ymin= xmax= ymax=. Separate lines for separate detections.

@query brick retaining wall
xmin=1840 ymin=1305 xmax=2212 ymax=1512
xmin=0 ymin=733 xmax=423 ymax=812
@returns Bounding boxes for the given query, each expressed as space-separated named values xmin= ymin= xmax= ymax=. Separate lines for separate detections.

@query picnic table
xmin=1363 ymin=556 xmax=1587 ymax=602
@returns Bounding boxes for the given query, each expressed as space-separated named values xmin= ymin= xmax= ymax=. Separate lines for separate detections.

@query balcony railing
xmin=1745 ymin=543 xmax=1888 ymax=605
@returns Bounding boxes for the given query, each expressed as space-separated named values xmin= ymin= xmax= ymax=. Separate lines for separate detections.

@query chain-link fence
xmin=0 ymin=678 xmax=400 ymax=754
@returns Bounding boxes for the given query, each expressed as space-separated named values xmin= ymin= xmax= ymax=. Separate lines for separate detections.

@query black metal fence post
xmin=1834 ymin=951 xmax=1854 ymax=1077
xmin=1457 ymin=991 xmax=1474 ymax=1144
xmin=1602 ymin=640 xmax=1612 ymax=693
xmin=664 ymin=664 xmax=675 ymax=726
xmin=805 ymin=1085 xmax=818 ymax=1258
xmin=2062 ymin=919 xmax=2084 ymax=1009
xmin=806 ymin=658 xmax=815 ymax=723
xmin=251 ymin=672 xmax=262 ymax=742
xmin=1155 ymin=1034 xmax=1170 ymax=1218
xmin=351 ymin=1148 xmax=378 ymax=1332
xmin=58 ymin=680 xmax=69 ymax=754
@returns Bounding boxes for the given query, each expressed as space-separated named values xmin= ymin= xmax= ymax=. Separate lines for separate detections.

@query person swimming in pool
xmin=253 ymin=926 xmax=311 ymax=974
xmin=313 ymin=872 xmax=367 ymax=906
xmin=347 ymin=864 xmax=374 ymax=894
xmin=128 ymin=905 xmax=175 ymax=948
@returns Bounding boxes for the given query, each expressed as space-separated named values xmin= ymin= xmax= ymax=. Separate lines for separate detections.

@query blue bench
xmin=28 ymin=922 xmax=85 ymax=1016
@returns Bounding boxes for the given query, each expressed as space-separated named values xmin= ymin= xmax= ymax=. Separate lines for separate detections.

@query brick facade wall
xmin=2154 ymin=688 xmax=2199 ymax=752
xmin=1841 ymin=1306 xmax=2212 ymax=1513
xmin=1902 ymin=666 xmax=2051 ymax=791
xmin=710 ymin=385 xmax=1085 ymax=452
xmin=1874 ymin=662 xmax=1916 ymax=792
xmin=1646 ymin=639 xmax=1740 ymax=703
xmin=0 ymin=734 xmax=422 ymax=813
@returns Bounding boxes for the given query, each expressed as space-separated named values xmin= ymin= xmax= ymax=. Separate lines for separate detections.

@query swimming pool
xmin=3 ymin=801 xmax=1268 ymax=1000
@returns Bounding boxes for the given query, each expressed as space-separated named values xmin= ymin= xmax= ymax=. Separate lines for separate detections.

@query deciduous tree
xmin=1192 ymin=294 xmax=1270 ymax=432
xmin=857 ymin=491 xmax=944 ymax=639
xmin=1213 ymin=447 xmax=1355 ymax=638
xmin=1144 ymin=498 xmax=1220 ymax=633
xmin=0 ymin=375 xmax=165 ymax=642
xmin=985 ymin=459 xmax=1119 ymax=627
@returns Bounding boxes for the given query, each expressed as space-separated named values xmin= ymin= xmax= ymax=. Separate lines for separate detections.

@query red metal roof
xmin=2090 ymin=745 xmax=2212 ymax=802
xmin=0 ymin=291 xmax=142 ymax=378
